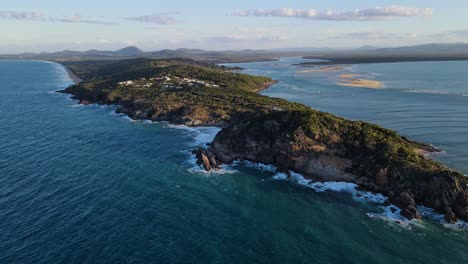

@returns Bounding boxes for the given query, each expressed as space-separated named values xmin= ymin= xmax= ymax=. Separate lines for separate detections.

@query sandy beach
xmin=63 ymin=65 xmax=82 ymax=84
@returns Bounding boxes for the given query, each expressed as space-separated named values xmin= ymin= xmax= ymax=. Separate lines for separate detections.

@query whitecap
xmin=185 ymin=150 xmax=237 ymax=175
xmin=417 ymin=206 xmax=468 ymax=231
xmin=241 ymin=161 xmax=278 ymax=173
xmin=273 ymin=172 xmax=288 ymax=180
xmin=367 ymin=205 xmax=414 ymax=229
xmin=241 ymin=162 xmax=386 ymax=205
xmin=166 ymin=124 xmax=221 ymax=147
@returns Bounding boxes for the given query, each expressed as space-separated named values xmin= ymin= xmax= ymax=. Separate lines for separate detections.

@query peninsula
xmin=59 ymin=58 xmax=467 ymax=224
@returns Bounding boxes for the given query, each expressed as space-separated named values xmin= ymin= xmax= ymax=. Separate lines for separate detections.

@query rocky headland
xmin=60 ymin=58 xmax=467 ymax=223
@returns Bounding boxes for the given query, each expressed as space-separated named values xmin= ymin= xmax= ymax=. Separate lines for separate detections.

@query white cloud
xmin=0 ymin=10 xmax=44 ymax=20
xmin=206 ymin=35 xmax=283 ymax=43
xmin=125 ymin=14 xmax=179 ymax=25
xmin=0 ymin=10 xmax=117 ymax=25
xmin=327 ymin=31 xmax=418 ymax=41
xmin=234 ymin=6 xmax=433 ymax=21
xmin=430 ymin=29 xmax=468 ymax=39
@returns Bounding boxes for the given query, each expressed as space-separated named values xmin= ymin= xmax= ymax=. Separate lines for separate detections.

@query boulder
xmin=393 ymin=191 xmax=422 ymax=220
xmin=193 ymin=148 xmax=222 ymax=171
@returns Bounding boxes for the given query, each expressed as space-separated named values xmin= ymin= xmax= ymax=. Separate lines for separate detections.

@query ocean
xmin=0 ymin=59 xmax=466 ymax=263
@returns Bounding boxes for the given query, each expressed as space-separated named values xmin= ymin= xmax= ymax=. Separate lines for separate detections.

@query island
xmin=58 ymin=58 xmax=467 ymax=224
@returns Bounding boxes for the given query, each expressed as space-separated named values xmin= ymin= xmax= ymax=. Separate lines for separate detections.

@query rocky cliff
xmin=60 ymin=58 xmax=468 ymax=223
xmin=195 ymin=110 xmax=468 ymax=223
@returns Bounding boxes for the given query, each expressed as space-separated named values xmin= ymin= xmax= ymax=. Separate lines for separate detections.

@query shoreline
xmin=58 ymin=59 xmax=468 ymax=224
xmin=61 ymin=64 xmax=82 ymax=84
xmin=298 ymin=56 xmax=468 ymax=66
xmin=254 ymin=80 xmax=279 ymax=93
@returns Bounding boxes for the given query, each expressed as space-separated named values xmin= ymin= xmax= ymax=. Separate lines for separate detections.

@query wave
xmin=417 ymin=206 xmax=468 ymax=231
xmin=273 ymin=170 xmax=387 ymax=204
xmin=405 ymin=89 xmax=468 ymax=97
xmin=366 ymin=205 xmax=415 ymax=229
xmin=241 ymin=160 xmax=278 ymax=173
xmin=185 ymin=151 xmax=238 ymax=175
xmin=166 ymin=124 xmax=221 ymax=147
xmin=242 ymin=161 xmax=467 ymax=230
xmin=240 ymin=160 xmax=388 ymax=204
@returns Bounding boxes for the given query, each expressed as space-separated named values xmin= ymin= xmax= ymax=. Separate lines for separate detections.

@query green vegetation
xmin=62 ymin=58 xmax=285 ymax=125
xmin=61 ymin=58 xmax=467 ymax=222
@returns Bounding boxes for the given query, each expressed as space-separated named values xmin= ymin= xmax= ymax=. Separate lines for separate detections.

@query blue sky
xmin=1 ymin=0 xmax=468 ymax=53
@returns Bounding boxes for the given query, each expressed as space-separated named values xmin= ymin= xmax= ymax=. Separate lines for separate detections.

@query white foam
xmin=417 ymin=206 xmax=468 ymax=231
xmin=276 ymin=170 xmax=388 ymax=204
xmin=308 ymin=181 xmax=357 ymax=193
xmin=367 ymin=205 xmax=413 ymax=229
xmin=241 ymin=161 xmax=278 ymax=173
xmin=273 ymin=172 xmax=288 ymax=180
xmin=185 ymin=150 xmax=237 ymax=175
xmin=166 ymin=124 xmax=221 ymax=147
xmin=242 ymin=162 xmax=388 ymax=205
xmin=366 ymin=204 xmax=468 ymax=231
xmin=119 ymin=115 xmax=136 ymax=122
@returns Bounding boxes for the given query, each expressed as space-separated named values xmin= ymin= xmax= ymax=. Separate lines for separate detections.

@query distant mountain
xmin=355 ymin=45 xmax=378 ymax=51
xmin=114 ymin=46 xmax=144 ymax=56
xmin=3 ymin=43 xmax=468 ymax=63
xmin=369 ymin=43 xmax=468 ymax=55
xmin=271 ymin=47 xmax=338 ymax=52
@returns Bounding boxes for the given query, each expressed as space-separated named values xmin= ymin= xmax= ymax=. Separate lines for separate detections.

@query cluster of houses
xmin=117 ymin=75 xmax=220 ymax=89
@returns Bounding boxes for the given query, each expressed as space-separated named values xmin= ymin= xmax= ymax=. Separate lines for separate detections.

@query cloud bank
xmin=124 ymin=14 xmax=179 ymax=25
xmin=234 ymin=6 xmax=433 ymax=21
xmin=0 ymin=10 xmax=117 ymax=25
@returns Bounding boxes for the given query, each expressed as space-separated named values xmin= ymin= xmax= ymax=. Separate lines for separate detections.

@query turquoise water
xmin=0 ymin=60 xmax=467 ymax=263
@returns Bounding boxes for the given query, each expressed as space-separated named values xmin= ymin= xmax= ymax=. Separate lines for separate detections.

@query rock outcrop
xmin=192 ymin=148 xmax=222 ymax=171
xmin=195 ymin=110 xmax=468 ymax=223
xmin=59 ymin=58 xmax=468 ymax=224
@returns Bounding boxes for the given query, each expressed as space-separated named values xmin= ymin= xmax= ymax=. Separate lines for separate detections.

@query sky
xmin=1 ymin=0 xmax=468 ymax=53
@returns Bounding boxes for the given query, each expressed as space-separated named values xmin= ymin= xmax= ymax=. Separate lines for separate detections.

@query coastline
xmin=62 ymin=64 xmax=82 ymax=84
xmin=58 ymin=58 xmax=468 ymax=224
xmin=254 ymin=80 xmax=279 ymax=93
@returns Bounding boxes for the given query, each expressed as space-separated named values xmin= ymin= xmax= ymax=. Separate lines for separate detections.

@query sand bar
xmin=339 ymin=73 xmax=360 ymax=78
xmin=337 ymin=78 xmax=383 ymax=89
xmin=298 ymin=65 xmax=348 ymax=73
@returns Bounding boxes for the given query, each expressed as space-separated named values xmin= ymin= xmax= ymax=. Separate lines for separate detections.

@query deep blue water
xmin=0 ymin=60 xmax=467 ymax=263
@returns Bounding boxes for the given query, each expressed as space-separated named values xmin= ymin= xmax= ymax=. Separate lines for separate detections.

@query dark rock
xmin=400 ymin=205 xmax=422 ymax=220
xmin=394 ymin=192 xmax=415 ymax=207
xmin=445 ymin=210 xmax=457 ymax=223
xmin=393 ymin=191 xmax=422 ymax=220
xmin=375 ymin=168 xmax=388 ymax=186
xmin=200 ymin=152 xmax=211 ymax=171
xmin=193 ymin=148 xmax=222 ymax=171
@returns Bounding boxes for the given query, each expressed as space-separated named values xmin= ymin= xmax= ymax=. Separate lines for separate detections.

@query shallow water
xmin=0 ymin=60 xmax=466 ymax=263
xmin=230 ymin=58 xmax=468 ymax=174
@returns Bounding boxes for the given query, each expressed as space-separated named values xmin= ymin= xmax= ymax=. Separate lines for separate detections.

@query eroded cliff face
xmin=60 ymin=58 xmax=467 ymax=224
xmin=195 ymin=110 xmax=468 ymax=223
